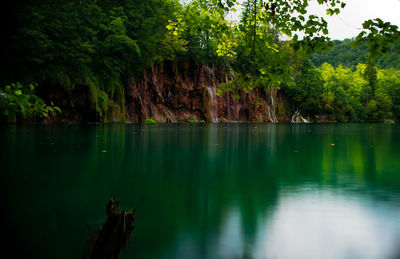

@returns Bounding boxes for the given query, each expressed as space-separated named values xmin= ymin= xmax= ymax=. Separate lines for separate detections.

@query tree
xmin=310 ymin=39 xmax=400 ymax=69
xmin=354 ymin=18 xmax=400 ymax=64
xmin=366 ymin=91 xmax=393 ymax=122
xmin=284 ymin=58 xmax=323 ymax=117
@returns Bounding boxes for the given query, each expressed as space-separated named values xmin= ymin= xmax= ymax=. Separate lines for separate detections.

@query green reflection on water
xmin=1 ymin=124 xmax=400 ymax=258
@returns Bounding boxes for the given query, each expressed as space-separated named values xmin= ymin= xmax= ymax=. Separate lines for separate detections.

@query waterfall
xmin=267 ymin=86 xmax=278 ymax=123
xmin=224 ymin=69 xmax=235 ymax=122
xmin=207 ymin=87 xmax=219 ymax=123
xmin=203 ymin=66 xmax=214 ymax=77
xmin=291 ymin=110 xmax=309 ymax=123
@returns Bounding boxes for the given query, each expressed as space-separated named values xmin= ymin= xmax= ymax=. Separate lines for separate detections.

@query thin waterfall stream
xmin=207 ymin=87 xmax=219 ymax=123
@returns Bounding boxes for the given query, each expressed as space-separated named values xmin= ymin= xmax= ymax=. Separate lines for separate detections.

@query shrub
xmin=188 ymin=115 xmax=205 ymax=123
xmin=0 ymin=82 xmax=61 ymax=120
xmin=145 ymin=117 xmax=157 ymax=125
xmin=188 ymin=116 xmax=198 ymax=123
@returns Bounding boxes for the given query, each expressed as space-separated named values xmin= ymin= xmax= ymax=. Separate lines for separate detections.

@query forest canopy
xmin=310 ymin=39 xmax=400 ymax=69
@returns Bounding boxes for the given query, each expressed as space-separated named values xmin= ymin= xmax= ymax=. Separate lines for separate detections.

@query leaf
xmin=15 ymin=90 xmax=22 ymax=96
xmin=259 ymin=68 xmax=267 ymax=75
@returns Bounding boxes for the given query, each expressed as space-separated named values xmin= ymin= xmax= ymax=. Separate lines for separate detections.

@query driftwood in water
xmin=291 ymin=110 xmax=309 ymax=123
xmin=82 ymin=198 xmax=136 ymax=259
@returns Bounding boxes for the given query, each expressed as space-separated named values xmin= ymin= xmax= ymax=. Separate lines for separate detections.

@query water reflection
xmin=1 ymin=124 xmax=400 ymax=259
xmin=259 ymin=188 xmax=400 ymax=259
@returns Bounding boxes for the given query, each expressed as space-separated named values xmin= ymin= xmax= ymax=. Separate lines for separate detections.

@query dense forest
xmin=310 ymin=39 xmax=400 ymax=69
xmin=1 ymin=0 xmax=400 ymax=123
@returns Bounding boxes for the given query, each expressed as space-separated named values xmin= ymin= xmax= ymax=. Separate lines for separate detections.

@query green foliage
xmin=88 ymin=79 xmax=109 ymax=118
xmin=283 ymin=59 xmax=323 ymax=117
xmin=256 ymin=0 xmax=346 ymax=53
xmin=145 ymin=117 xmax=157 ymax=125
xmin=281 ymin=59 xmax=400 ymax=123
xmin=310 ymin=63 xmax=400 ymax=122
xmin=0 ymin=83 xmax=61 ymax=120
xmin=355 ymin=18 xmax=400 ymax=64
xmin=366 ymin=89 xmax=393 ymax=122
xmin=165 ymin=0 xmax=236 ymax=65
xmin=207 ymin=0 xmax=347 ymax=98
xmin=1 ymin=0 xmax=182 ymax=121
xmin=377 ymin=68 xmax=400 ymax=121
xmin=188 ymin=116 xmax=205 ymax=123
xmin=310 ymin=39 xmax=400 ymax=69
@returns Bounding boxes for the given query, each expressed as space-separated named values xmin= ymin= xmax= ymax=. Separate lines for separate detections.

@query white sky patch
xmin=304 ymin=0 xmax=400 ymax=39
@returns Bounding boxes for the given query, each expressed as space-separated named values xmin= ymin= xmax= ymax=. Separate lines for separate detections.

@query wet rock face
xmin=125 ymin=60 xmax=289 ymax=123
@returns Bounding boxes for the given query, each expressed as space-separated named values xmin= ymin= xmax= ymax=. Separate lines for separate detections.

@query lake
xmin=1 ymin=123 xmax=400 ymax=259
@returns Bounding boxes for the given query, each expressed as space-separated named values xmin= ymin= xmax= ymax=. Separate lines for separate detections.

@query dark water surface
xmin=1 ymin=123 xmax=400 ymax=259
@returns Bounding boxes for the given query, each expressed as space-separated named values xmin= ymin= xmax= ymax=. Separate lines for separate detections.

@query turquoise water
xmin=1 ymin=124 xmax=400 ymax=259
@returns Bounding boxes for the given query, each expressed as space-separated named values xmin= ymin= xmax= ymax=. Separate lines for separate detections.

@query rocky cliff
xmin=125 ymin=61 xmax=290 ymax=123
xmin=40 ymin=60 xmax=291 ymax=123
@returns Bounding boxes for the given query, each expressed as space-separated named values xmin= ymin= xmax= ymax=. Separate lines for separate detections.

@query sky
xmin=298 ymin=0 xmax=400 ymax=40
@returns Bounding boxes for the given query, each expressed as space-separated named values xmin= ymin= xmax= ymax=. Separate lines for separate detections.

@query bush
xmin=188 ymin=115 xmax=205 ymax=123
xmin=0 ymin=82 xmax=61 ymax=120
xmin=145 ymin=117 xmax=157 ymax=125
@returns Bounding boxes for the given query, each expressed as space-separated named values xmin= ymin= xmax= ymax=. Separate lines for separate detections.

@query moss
xmin=86 ymin=77 xmax=127 ymax=123
xmin=277 ymin=96 xmax=291 ymax=121
xmin=88 ymin=79 xmax=109 ymax=120
xmin=60 ymin=73 xmax=74 ymax=91
xmin=202 ymin=88 xmax=212 ymax=122
xmin=115 ymin=86 xmax=127 ymax=122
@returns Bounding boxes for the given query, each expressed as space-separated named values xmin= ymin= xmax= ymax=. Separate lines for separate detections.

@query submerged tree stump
xmin=82 ymin=198 xmax=136 ymax=259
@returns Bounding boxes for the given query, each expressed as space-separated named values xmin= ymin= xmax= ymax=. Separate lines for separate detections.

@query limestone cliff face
xmin=125 ymin=61 xmax=290 ymax=123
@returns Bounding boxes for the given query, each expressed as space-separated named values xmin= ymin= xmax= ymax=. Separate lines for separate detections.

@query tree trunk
xmin=82 ymin=198 xmax=136 ymax=259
